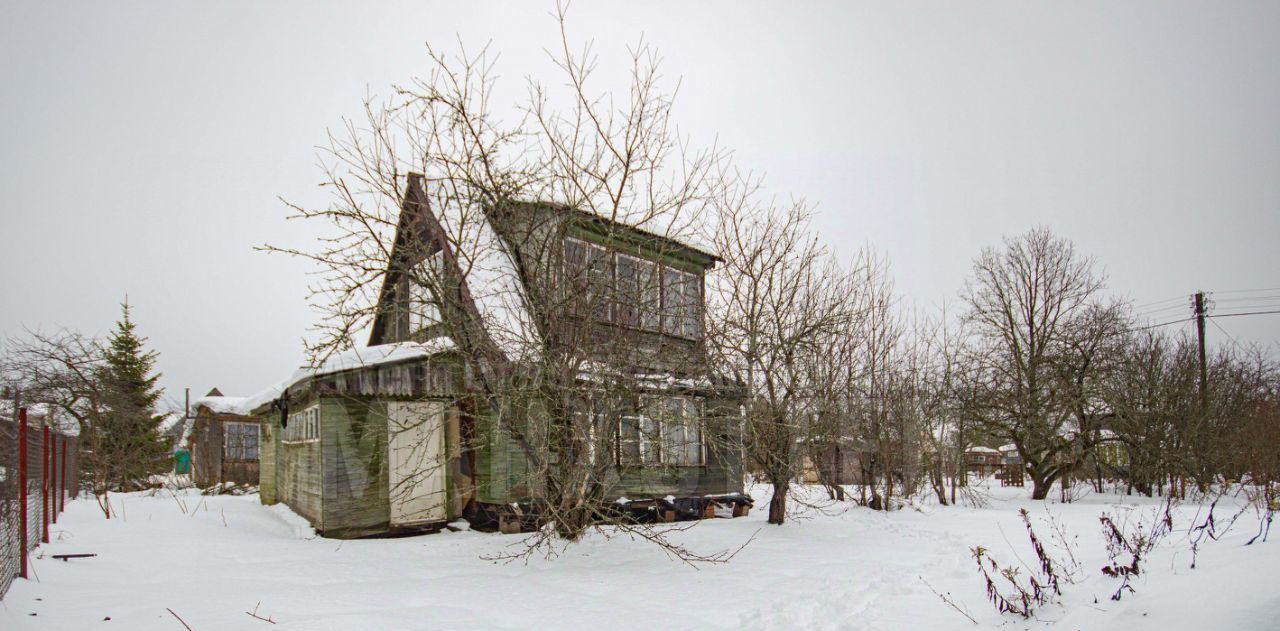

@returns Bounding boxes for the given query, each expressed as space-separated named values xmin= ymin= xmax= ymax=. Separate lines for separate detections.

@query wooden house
xmin=190 ymin=388 xmax=260 ymax=488
xmin=964 ymin=446 xmax=1002 ymax=477
xmin=252 ymin=174 xmax=749 ymax=538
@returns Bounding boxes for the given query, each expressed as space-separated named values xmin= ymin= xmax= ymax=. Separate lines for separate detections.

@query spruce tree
xmin=96 ymin=298 xmax=170 ymax=492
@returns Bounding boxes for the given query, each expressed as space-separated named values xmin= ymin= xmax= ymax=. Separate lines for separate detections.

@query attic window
xmin=408 ymin=250 xmax=444 ymax=333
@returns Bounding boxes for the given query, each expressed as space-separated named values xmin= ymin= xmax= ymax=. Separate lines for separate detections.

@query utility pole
xmin=1193 ymin=291 xmax=1208 ymax=413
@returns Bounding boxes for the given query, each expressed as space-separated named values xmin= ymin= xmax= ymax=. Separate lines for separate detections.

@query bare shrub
xmin=1098 ymin=499 xmax=1174 ymax=600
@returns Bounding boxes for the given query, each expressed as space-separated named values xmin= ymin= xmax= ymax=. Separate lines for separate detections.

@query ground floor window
xmin=224 ymin=421 xmax=260 ymax=461
xmin=282 ymin=406 xmax=319 ymax=443
xmin=617 ymin=395 xmax=703 ymax=466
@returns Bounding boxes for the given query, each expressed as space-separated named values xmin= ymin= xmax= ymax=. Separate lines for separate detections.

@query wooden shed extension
xmin=253 ymin=343 xmax=465 ymax=539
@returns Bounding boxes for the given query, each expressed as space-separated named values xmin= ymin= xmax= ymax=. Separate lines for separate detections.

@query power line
xmin=1134 ymin=303 xmax=1190 ymax=318
xmin=1133 ymin=296 xmax=1188 ymax=310
xmin=1212 ymin=295 xmax=1280 ymax=303
xmin=1209 ymin=303 xmax=1280 ymax=312
xmin=1132 ymin=316 xmax=1193 ymax=331
xmin=1209 ymin=318 xmax=1247 ymax=354
xmin=1209 ymin=287 xmax=1280 ymax=295
xmin=1207 ymin=309 xmax=1280 ymax=319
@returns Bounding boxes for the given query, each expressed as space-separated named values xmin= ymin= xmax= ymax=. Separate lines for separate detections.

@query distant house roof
xmin=192 ymin=396 xmax=250 ymax=416
xmin=967 ymin=446 xmax=1000 ymax=454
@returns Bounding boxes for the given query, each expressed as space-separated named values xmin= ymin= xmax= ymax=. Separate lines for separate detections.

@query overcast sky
xmin=2 ymin=1 xmax=1277 ymax=407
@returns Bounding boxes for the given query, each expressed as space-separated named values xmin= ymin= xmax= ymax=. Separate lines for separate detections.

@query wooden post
xmin=42 ymin=425 xmax=50 ymax=543
xmin=1194 ymin=291 xmax=1208 ymax=415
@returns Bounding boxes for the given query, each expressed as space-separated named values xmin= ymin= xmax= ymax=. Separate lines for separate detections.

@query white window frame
xmin=282 ymin=405 xmax=320 ymax=444
xmin=224 ymin=421 xmax=260 ymax=461
xmin=619 ymin=396 xmax=703 ymax=467
xmin=661 ymin=266 xmax=703 ymax=339
xmin=614 ymin=252 xmax=659 ymax=330
xmin=564 ymin=237 xmax=614 ymax=323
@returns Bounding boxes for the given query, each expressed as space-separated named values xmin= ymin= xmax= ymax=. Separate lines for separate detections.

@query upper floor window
xmin=615 ymin=253 xmax=660 ymax=331
xmin=224 ymin=421 xmax=260 ymax=461
xmin=563 ymin=236 xmax=703 ymax=339
xmin=662 ymin=267 xmax=703 ymax=339
xmin=564 ymin=237 xmax=613 ymax=322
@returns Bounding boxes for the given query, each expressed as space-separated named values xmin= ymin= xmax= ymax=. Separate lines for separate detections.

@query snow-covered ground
xmin=1 ymin=483 xmax=1276 ymax=630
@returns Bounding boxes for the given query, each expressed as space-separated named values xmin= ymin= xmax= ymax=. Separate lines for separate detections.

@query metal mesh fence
xmin=0 ymin=410 xmax=79 ymax=600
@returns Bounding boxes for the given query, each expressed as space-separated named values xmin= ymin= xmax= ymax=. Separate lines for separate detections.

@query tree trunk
xmin=1030 ymin=475 xmax=1055 ymax=500
xmin=930 ymin=460 xmax=949 ymax=506
xmin=767 ymin=478 xmax=788 ymax=525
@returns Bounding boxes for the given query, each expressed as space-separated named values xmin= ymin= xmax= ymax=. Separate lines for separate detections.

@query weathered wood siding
xmin=474 ymin=409 xmax=527 ymax=505
xmin=260 ymin=420 xmax=277 ymax=504
xmin=191 ymin=415 xmax=222 ymax=488
xmin=473 ymin=395 xmax=743 ymax=505
xmin=191 ymin=411 xmax=260 ymax=488
xmin=271 ymin=397 xmax=324 ymax=529
xmin=320 ymin=397 xmax=390 ymax=537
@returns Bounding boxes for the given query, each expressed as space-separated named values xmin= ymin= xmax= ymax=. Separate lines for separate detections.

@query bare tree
xmin=705 ymin=197 xmax=864 ymax=524
xmin=2 ymin=325 xmax=167 ymax=516
xmin=955 ymin=227 xmax=1123 ymax=500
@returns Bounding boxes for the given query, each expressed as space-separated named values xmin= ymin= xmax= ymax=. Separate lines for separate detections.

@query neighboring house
xmin=190 ymin=388 xmax=259 ymax=488
xmin=252 ymin=174 xmax=748 ymax=538
xmin=965 ymin=446 xmax=1002 ymax=477
xmin=800 ymin=437 xmax=866 ymax=486
xmin=998 ymin=443 xmax=1022 ymax=465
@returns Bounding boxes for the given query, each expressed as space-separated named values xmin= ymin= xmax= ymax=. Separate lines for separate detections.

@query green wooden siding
xmin=320 ymin=397 xmax=391 ymax=537
xmin=273 ymin=400 xmax=324 ymax=529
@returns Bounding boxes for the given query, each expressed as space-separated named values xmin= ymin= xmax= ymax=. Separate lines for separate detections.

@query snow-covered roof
xmin=966 ymin=446 xmax=1000 ymax=454
xmin=455 ymin=209 xmax=540 ymax=361
xmin=191 ymin=396 xmax=249 ymax=416
xmin=998 ymin=443 xmax=1018 ymax=453
xmin=157 ymin=412 xmax=186 ymax=433
xmin=237 ymin=339 xmax=456 ymax=415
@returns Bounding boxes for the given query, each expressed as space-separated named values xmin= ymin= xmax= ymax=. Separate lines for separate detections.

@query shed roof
xmin=238 ymin=338 xmax=456 ymax=415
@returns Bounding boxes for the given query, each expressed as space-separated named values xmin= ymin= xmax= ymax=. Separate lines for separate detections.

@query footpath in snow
xmin=1 ymin=483 xmax=1276 ymax=630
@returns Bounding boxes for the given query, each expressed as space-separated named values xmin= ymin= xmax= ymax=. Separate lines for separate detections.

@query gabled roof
xmin=368 ymin=174 xmax=719 ymax=359
xmin=368 ymin=174 xmax=535 ymax=360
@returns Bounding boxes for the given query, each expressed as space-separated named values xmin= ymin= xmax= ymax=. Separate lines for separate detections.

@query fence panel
xmin=0 ymin=418 xmax=18 ymax=599
xmin=1 ymin=409 xmax=80 ymax=600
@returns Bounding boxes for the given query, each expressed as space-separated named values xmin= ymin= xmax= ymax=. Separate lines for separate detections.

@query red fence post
xmin=50 ymin=435 xmax=58 ymax=524
xmin=61 ymin=436 xmax=68 ymax=513
xmin=18 ymin=408 xmax=29 ymax=579
xmin=42 ymin=425 xmax=50 ymax=543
